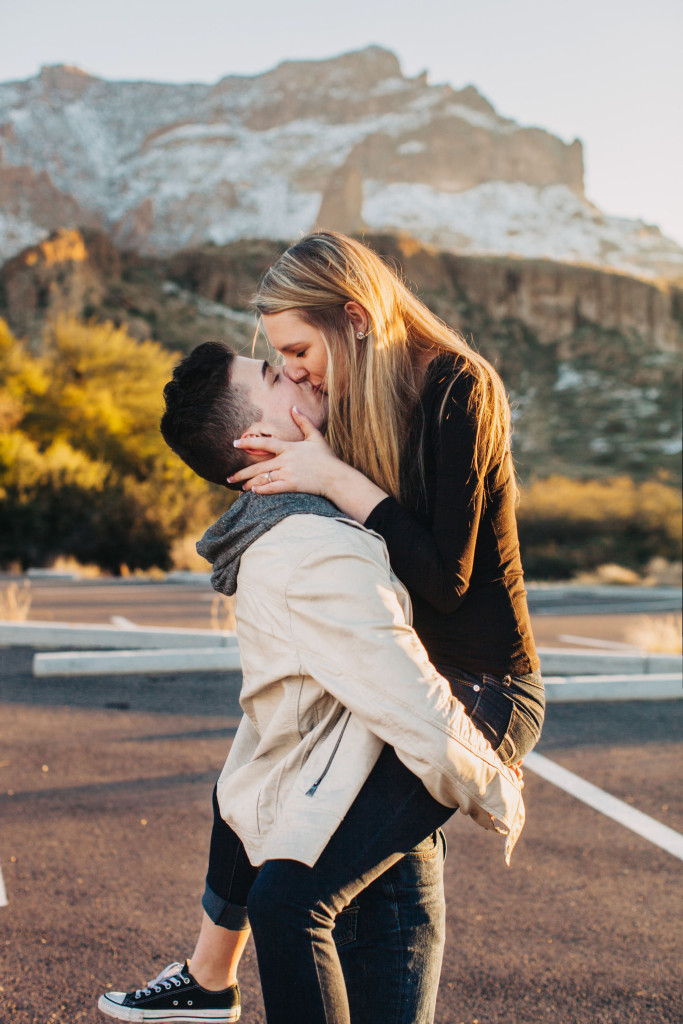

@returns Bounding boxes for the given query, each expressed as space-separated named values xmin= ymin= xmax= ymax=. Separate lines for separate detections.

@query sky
xmin=1 ymin=0 xmax=681 ymax=244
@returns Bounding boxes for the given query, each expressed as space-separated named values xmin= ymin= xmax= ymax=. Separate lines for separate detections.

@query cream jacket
xmin=216 ymin=514 xmax=525 ymax=868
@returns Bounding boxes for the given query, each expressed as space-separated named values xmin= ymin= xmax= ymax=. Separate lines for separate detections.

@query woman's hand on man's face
xmin=229 ymin=407 xmax=341 ymax=498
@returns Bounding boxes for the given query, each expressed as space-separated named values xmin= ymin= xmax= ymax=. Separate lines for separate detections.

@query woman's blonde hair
xmin=254 ymin=231 xmax=512 ymax=502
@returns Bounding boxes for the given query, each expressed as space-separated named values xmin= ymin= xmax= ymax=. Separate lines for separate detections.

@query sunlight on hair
xmin=253 ymin=231 xmax=512 ymax=502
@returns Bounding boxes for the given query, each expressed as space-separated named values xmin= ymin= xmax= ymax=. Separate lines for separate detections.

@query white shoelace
xmin=136 ymin=961 xmax=190 ymax=999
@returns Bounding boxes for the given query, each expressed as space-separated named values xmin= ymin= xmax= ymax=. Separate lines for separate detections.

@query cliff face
xmin=0 ymin=48 xmax=681 ymax=279
xmin=420 ymin=253 xmax=680 ymax=350
xmin=0 ymin=229 xmax=117 ymax=345
xmin=1 ymin=229 xmax=680 ymax=483
xmin=375 ymin=238 xmax=682 ymax=482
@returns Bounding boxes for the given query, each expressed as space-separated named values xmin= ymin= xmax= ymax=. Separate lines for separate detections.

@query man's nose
xmin=284 ymin=365 xmax=308 ymax=382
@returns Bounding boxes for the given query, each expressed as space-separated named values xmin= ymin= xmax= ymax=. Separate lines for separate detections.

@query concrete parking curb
xmin=544 ymin=673 xmax=681 ymax=702
xmin=0 ymin=620 xmax=237 ymax=649
xmin=30 ymin=648 xmax=683 ymax=701
xmin=33 ymin=646 xmax=242 ymax=676
xmin=539 ymin=647 xmax=681 ymax=675
xmin=11 ymin=619 xmax=683 ymax=699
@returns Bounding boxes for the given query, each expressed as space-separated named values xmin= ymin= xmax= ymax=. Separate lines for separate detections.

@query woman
xmin=99 ymin=232 xmax=543 ymax=1024
xmin=236 ymin=231 xmax=542 ymax=719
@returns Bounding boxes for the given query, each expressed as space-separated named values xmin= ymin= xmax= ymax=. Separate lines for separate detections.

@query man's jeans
xmin=206 ymin=746 xmax=451 ymax=1024
xmin=204 ymin=831 xmax=446 ymax=1024
xmin=337 ymin=828 xmax=446 ymax=1024
xmin=202 ymin=671 xmax=543 ymax=1022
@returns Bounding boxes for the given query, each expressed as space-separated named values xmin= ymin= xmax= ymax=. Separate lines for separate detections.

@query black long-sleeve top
xmin=364 ymin=355 xmax=539 ymax=678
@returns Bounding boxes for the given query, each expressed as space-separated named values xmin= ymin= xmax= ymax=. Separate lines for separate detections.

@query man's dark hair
xmin=160 ymin=342 xmax=262 ymax=488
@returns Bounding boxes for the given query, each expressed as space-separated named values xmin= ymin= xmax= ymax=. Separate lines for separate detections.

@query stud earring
xmin=356 ymin=331 xmax=365 ymax=340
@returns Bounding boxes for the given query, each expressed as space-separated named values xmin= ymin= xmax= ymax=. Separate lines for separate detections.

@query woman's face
xmin=262 ymin=311 xmax=330 ymax=395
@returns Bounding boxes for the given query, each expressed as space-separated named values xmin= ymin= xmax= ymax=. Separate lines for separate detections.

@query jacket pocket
xmin=305 ymin=710 xmax=352 ymax=796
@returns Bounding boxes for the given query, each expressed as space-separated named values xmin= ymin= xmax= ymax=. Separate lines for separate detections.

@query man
xmin=99 ymin=343 xmax=523 ymax=1024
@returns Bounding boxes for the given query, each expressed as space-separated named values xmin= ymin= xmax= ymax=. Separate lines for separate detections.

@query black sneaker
xmin=97 ymin=960 xmax=241 ymax=1022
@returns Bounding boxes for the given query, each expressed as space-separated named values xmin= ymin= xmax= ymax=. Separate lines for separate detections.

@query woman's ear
xmin=344 ymin=300 xmax=369 ymax=337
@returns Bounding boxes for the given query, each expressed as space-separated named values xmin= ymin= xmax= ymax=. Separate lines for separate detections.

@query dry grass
xmin=517 ymin=475 xmax=682 ymax=580
xmin=572 ymin=563 xmax=642 ymax=586
xmin=211 ymin=594 xmax=236 ymax=632
xmin=625 ymin=614 xmax=682 ymax=654
xmin=572 ymin=558 xmax=681 ymax=587
xmin=0 ymin=580 xmax=32 ymax=620
xmin=642 ymin=558 xmax=683 ymax=587
xmin=51 ymin=555 xmax=103 ymax=578
xmin=169 ymin=534 xmax=209 ymax=573
xmin=118 ymin=563 xmax=166 ymax=579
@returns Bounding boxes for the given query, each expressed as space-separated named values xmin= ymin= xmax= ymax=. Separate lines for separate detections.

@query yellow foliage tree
xmin=19 ymin=317 xmax=177 ymax=475
xmin=0 ymin=317 xmax=229 ymax=571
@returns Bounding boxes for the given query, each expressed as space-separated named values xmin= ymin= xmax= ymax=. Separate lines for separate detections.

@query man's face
xmin=231 ymin=355 xmax=327 ymax=443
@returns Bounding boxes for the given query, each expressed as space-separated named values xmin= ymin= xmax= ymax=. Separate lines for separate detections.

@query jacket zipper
xmin=306 ymin=711 xmax=352 ymax=796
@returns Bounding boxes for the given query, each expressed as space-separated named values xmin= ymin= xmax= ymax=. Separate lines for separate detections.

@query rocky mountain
xmin=2 ymin=227 xmax=680 ymax=484
xmin=1 ymin=47 xmax=682 ymax=279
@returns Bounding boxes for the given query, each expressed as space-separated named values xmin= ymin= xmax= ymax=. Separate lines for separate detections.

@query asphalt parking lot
xmin=1 ymin=642 xmax=681 ymax=1024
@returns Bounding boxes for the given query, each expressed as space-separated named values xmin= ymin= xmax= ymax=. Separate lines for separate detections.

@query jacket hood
xmin=196 ymin=490 xmax=345 ymax=595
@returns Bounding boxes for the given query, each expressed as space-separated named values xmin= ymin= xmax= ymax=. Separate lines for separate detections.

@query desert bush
xmin=2 ymin=316 xmax=678 ymax=578
xmin=169 ymin=534 xmax=211 ymax=573
xmin=0 ymin=316 xmax=231 ymax=572
xmin=517 ymin=475 xmax=682 ymax=579
xmin=625 ymin=614 xmax=682 ymax=654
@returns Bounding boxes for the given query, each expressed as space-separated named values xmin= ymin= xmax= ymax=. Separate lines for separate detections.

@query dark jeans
xmin=246 ymin=746 xmax=452 ymax=1024
xmin=334 ymin=829 xmax=446 ymax=1024
xmin=203 ymin=669 xmax=544 ymax=1022
xmin=437 ymin=666 xmax=545 ymax=765
xmin=204 ymin=773 xmax=448 ymax=1024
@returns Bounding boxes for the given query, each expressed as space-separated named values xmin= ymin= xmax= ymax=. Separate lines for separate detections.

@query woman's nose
xmin=284 ymin=365 xmax=307 ymax=382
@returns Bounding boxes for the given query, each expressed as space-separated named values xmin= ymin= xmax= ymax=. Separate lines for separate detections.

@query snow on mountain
xmin=363 ymin=182 xmax=683 ymax=279
xmin=0 ymin=46 xmax=681 ymax=279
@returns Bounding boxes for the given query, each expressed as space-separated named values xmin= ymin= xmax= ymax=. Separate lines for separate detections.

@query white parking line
xmin=525 ymin=752 xmax=683 ymax=862
xmin=0 ymin=864 xmax=7 ymax=907
xmin=557 ymin=634 xmax=642 ymax=652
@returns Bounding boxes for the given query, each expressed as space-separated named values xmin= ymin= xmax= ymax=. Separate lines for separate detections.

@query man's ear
xmin=239 ymin=429 xmax=272 ymax=461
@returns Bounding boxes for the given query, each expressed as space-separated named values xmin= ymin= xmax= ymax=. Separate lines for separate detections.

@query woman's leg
xmin=246 ymin=746 xmax=453 ymax=1024
xmin=190 ymin=911 xmax=251 ymax=990
xmin=191 ymin=786 xmax=258 ymax=990
xmin=202 ymin=786 xmax=258 ymax=929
